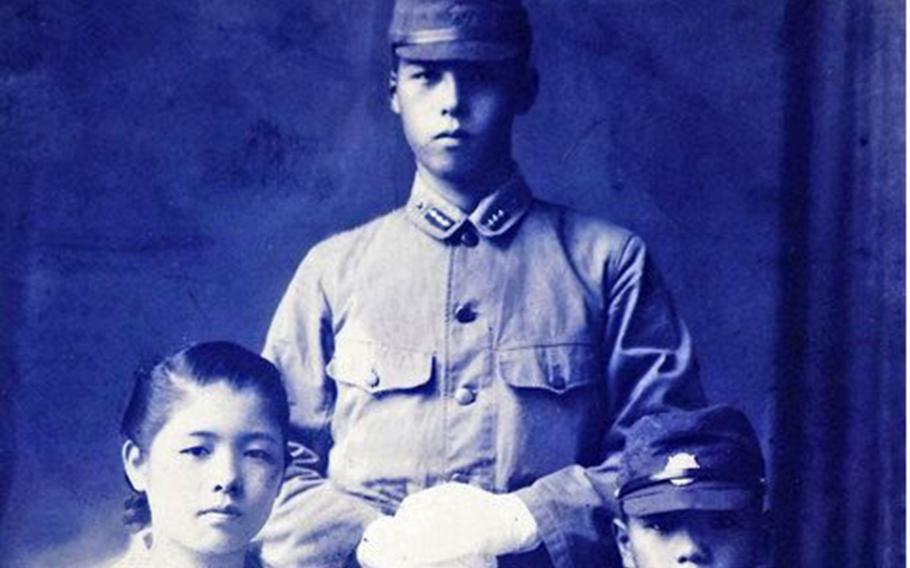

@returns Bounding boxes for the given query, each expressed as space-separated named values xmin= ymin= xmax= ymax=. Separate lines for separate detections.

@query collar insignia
xmin=405 ymin=171 xmax=532 ymax=241
xmin=424 ymin=207 xmax=455 ymax=231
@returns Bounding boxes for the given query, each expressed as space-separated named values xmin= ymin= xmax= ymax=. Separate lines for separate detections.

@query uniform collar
xmin=405 ymin=170 xmax=533 ymax=241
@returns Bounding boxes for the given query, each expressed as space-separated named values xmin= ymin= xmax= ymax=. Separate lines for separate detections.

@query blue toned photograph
xmin=0 ymin=1 xmax=903 ymax=567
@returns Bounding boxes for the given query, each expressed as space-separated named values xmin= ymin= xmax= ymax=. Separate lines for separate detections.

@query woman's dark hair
xmin=120 ymin=341 xmax=290 ymax=529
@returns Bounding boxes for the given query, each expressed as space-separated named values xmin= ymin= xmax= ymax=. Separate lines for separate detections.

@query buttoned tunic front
xmin=259 ymin=172 xmax=704 ymax=568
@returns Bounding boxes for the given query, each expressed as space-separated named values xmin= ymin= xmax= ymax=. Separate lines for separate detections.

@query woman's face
xmin=125 ymin=381 xmax=285 ymax=558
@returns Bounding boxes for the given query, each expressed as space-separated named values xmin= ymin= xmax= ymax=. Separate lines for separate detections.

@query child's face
xmin=124 ymin=382 xmax=285 ymax=558
xmin=390 ymin=58 xmax=527 ymax=185
xmin=615 ymin=510 xmax=764 ymax=568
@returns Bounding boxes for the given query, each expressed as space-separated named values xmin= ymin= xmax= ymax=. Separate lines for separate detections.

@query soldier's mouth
xmin=435 ymin=129 xmax=469 ymax=140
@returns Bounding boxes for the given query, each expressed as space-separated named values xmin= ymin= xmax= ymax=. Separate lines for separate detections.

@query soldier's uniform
xmin=258 ymin=2 xmax=704 ymax=567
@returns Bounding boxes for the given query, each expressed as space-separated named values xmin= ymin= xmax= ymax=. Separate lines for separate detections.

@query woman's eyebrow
xmin=238 ymin=431 xmax=281 ymax=445
xmin=186 ymin=431 xmax=217 ymax=439
xmin=182 ymin=431 xmax=281 ymax=444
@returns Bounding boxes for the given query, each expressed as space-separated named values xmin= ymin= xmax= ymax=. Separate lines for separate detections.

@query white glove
xmin=357 ymin=483 xmax=540 ymax=565
xmin=357 ymin=515 xmax=492 ymax=568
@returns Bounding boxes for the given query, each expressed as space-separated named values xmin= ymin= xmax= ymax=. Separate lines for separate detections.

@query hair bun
xmin=123 ymin=492 xmax=151 ymax=531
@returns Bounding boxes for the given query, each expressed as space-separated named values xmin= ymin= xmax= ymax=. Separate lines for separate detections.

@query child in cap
xmin=613 ymin=405 xmax=769 ymax=568
xmin=258 ymin=1 xmax=704 ymax=566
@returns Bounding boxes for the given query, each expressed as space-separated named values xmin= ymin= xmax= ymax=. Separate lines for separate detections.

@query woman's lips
xmin=198 ymin=505 xmax=242 ymax=518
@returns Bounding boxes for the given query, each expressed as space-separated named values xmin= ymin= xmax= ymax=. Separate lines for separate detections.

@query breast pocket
xmin=327 ymin=339 xmax=435 ymax=396
xmin=495 ymin=343 xmax=604 ymax=474
xmin=324 ymin=339 xmax=437 ymax=505
xmin=497 ymin=343 xmax=600 ymax=394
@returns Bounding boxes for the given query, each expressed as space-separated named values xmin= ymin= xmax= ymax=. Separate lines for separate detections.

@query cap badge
xmin=663 ymin=452 xmax=700 ymax=486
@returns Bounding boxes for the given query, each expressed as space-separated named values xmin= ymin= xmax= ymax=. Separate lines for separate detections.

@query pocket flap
xmin=327 ymin=340 xmax=434 ymax=394
xmin=497 ymin=344 xmax=599 ymax=394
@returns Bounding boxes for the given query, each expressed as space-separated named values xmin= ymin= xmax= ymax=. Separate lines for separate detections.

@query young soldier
xmin=258 ymin=1 xmax=704 ymax=566
xmin=613 ymin=406 xmax=768 ymax=568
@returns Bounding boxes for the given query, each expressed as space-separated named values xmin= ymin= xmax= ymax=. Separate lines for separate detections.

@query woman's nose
xmin=211 ymin=451 xmax=243 ymax=495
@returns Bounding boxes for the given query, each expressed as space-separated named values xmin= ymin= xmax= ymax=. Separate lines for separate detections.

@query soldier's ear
xmin=122 ymin=439 xmax=148 ymax=493
xmin=612 ymin=518 xmax=636 ymax=568
xmin=389 ymin=70 xmax=401 ymax=115
xmin=513 ymin=65 xmax=538 ymax=115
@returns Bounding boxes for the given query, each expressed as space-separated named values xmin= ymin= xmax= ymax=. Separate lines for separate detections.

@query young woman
xmin=112 ymin=341 xmax=289 ymax=568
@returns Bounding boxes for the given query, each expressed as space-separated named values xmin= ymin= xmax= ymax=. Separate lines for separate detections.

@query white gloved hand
xmin=358 ymin=483 xmax=540 ymax=565
xmin=357 ymin=515 xmax=492 ymax=568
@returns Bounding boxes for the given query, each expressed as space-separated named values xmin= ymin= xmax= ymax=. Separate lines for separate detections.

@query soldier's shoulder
xmin=304 ymin=208 xmax=404 ymax=264
xmin=531 ymin=198 xmax=639 ymax=247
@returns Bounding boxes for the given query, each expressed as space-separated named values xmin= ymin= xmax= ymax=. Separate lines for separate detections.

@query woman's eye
xmin=180 ymin=446 xmax=209 ymax=458
xmin=245 ymin=449 xmax=275 ymax=463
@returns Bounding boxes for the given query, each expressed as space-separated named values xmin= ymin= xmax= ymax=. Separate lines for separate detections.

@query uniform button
xmin=454 ymin=386 xmax=476 ymax=406
xmin=366 ymin=370 xmax=380 ymax=388
xmin=549 ymin=375 xmax=566 ymax=390
xmin=454 ymin=304 xmax=477 ymax=323
xmin=459 ymin=227 xmax=479 ymax=247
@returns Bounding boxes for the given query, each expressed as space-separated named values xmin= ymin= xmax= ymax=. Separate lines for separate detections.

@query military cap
xmin=388 ymin=0 xmax=531 ymax=61
xmin=616 ymin=405 xmax=765 ymax=517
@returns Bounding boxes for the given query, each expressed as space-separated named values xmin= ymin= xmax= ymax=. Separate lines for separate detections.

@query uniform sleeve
xmin=257 ymin=248 xmax=381 ymax=567
xmin=513 ymin=234 xmax=705 ymax=568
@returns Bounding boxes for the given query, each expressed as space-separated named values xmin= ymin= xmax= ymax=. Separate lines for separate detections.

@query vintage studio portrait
xmin=0 ymin=1 xmax=903 ymax=567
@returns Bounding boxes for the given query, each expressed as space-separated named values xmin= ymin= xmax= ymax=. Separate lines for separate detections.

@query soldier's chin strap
xmin=615 ymin=467 xmax=766 ymax=500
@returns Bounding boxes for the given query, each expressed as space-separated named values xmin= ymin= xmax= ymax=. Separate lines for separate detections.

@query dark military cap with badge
xmin=616 ymin=405 xmax=766 ymax=517
xmin=389 ymin=0 xmax=531 ymax=61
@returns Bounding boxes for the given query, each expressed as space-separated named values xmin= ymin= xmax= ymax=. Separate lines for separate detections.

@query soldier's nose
xmin=438 ymin=71 xmax=464 ymax=116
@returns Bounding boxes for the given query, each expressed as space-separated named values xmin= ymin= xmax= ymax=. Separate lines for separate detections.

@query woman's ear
xmin=122 ymin=439 xmax=148 ymax=493
xmin=613 ymin=518 xmax=637 ymax=568
xmin=389 ymin=70 xmax=401 ymax=115
xmin=514 ymin=65 xmax=538 ymax=115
